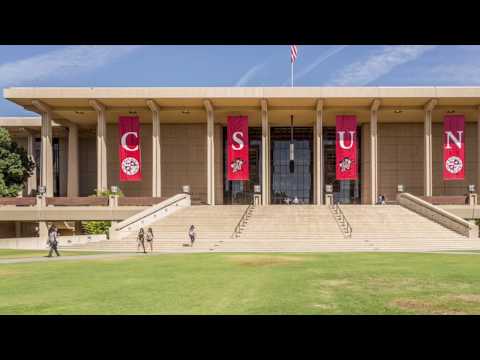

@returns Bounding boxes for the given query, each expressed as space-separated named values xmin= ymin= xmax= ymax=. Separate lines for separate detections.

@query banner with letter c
xmin=336 ymin=115 xmax=358 ymax=180
xmin=119 ymin=116 xmax=142 ymax=182
xmin=227 ymin=116 xmax=249 ymax=181
xmin=443 ymin=115 xmax=465 ymax=180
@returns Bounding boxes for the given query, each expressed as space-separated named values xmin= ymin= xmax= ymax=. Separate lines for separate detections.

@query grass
xmin=1 ymin=252 xmax=480 ymax=314
xmin=0 ymin=249 xmax=102 ymax=260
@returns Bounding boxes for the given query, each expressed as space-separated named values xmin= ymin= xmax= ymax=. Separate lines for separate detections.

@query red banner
xmin=227 ymin=116 xmax=249 ymax=181
xmin=336 ymin=115 xmax=358 ymax=180
xmin=118 ymin=116 xmax=142 ymax=182
xmin=443 ymin=115 xmax=465 ymax=180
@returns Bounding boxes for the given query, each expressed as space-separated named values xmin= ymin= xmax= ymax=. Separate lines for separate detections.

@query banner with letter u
xmin=227 ymin=115 xmax=249 ymax=181
xmin=119 ymin=116 xmax=142 ymax=182
xmin=443 ymin=115 xmax=465 ymax=181
xmin=336 ymin=115 xmax=358 ymax=180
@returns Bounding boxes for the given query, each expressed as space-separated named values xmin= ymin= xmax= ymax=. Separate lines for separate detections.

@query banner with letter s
xmin=336 ymin=115 xmax=358 ymax=180
xmin=119 ymin=116 xmax=142 ymax=182
xmin=227 ymin=116 xmax=249 ymax=181
xmin=443 ymin=115 xmax=465 ymax=180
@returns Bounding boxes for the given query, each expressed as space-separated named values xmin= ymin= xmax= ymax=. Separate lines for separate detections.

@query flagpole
xmin=291 ymin=61 xmax=294 ymax=88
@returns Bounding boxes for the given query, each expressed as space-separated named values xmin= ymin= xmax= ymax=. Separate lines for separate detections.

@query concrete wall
xmin=8 ymin=121 xmax=479 ymax=205
xmin=378 ymin=123 xmax=425 ymax=201
xmin=73 ymin=123 xmax=225 ymax=203
xmin=362 ymin=122 xmax=479 ymax=203
xmin=79 ymin=136 xmax=97 ymax=196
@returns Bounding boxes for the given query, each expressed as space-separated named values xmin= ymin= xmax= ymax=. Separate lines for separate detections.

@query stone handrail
xmin=109 ymin=193 xmax=191 ymax=240
xmin=397 ymin=192 xmax=478 ymax=238
xmin=419 ymin=195 xmax=468 ymax=205
xmin=329 ymin=203 xmax=352 ymax=238
xmin=231 ymin=204 xmax=253 ymax=239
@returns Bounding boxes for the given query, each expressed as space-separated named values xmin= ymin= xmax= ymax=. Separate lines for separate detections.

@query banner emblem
xmin=336 ymin=115 xmax=358 ymax=180
xmin=119 ymin=116 xmax=142 ymax=182
xmin=443 ymin=115 xmax=465 ymax=180
xmin=227 ymin=116 xmax=249 ymax=181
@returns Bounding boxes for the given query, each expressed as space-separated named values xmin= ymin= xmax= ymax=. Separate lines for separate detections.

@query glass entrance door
xmin=323 ymin=127 xmax=361 ymax=204
xmin=271 ymin=127 xmax=313 ymax=204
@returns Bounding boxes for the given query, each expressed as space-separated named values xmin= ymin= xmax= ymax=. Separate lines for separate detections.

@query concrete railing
xmin=0 ymin=197 xmax=37 ymax=206
xmin=397 ymin=192 xmax=478 ymax=238
xmin=109 ymin=193 xmax=191 ymax=240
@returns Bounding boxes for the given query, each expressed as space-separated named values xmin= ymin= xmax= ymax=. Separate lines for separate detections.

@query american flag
xmin=290 ymin=45 xmax=298 ymax=63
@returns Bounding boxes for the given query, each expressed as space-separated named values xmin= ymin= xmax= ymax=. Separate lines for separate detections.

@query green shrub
xmin=81 ymin=220 xmax=111 ymax=236
xmin=82 ymin=188 xmax=124 ymax=236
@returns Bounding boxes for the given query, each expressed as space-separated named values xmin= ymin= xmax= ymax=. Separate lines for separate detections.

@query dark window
xmin=270 ymin=127 xmax=313 ymax=204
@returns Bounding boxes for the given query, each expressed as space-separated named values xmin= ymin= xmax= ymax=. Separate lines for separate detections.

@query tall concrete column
xmin=204 ymin=100 xmax=215 ymax=205
xmin=67 ymin=123 xmax=79 ymax=197
xmin=38 ymin=221 xmax=48 ymax=240
xmin=15 ymin=222 xmax=21 ymax=238
xmin=261 ymin=99 xmax=269 ymax=205
xmin=314 ymin=99 xmax=324 ymax=205
xmin=32 ymin=100 xmax=54 ymax=197
xmin=90 ymin=100 xmax=108 ymax=195
xmin=147 ymin=100 xmax=161 ymax=197
xmin=370 ymin=99 xmax=380 ymax=204
xmin=26 ymin=130 xmax=37 ymax=195
xmin=424 ymin=99 xmax=437 ymax=196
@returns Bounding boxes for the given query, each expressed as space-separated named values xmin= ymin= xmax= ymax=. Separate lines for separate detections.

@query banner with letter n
xmin=443 ymin=114 xmax=465 ymax=180
xmin=227 ymin=115 xmax=249 ymax=181
xmin=118 ymin=116 xmax=142 ymax=182
xmin=336 ymin=115 xmax=358 ymax=180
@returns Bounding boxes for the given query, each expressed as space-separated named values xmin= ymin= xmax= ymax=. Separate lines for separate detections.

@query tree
xmin=0 ymin=127 xmax=35 ymax=197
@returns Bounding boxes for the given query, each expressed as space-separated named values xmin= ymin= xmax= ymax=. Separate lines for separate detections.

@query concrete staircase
xmin=60 ymin=204 xmax=480 ymax=253
xmin=216 ymin=205 xmax=348 ymax=252
xmin=339 ymin=205 xmax=480 ymax=252
xmin=60 ymin=205 xmax=247 ymax=252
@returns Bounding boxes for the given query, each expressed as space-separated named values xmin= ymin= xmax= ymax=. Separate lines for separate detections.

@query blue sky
xmin=1 ymin=45 xmax=480 ymax=115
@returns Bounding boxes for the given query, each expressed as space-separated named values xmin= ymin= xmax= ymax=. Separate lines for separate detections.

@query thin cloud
xmin=428 ymin=64 xmax=480 ymax=84
xmin=235 ymin=60 xmax=268 ymax=86
xmin=330 ymin=45 xmax=437 ymax=85
xmin=0 ymin=45 xmax=142 ymax=87
xmin=294 ymin=45 xmax=348 ymax=81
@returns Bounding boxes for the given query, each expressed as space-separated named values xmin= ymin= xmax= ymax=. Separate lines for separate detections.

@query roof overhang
xmin=4 ymin=87 xmax=480 ymax=127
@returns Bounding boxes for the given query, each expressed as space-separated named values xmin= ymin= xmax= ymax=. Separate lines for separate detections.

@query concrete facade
xmin=2 ymin=86 xmax=480 ymax=209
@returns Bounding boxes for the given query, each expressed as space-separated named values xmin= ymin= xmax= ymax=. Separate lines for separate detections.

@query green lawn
xmin=1 ymin=252 xmax=480 ymax=314
xmin=0 ymin=249 xmax=102 ymax=260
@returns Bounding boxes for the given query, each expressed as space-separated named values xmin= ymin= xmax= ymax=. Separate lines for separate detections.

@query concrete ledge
xmin=0 ymin=206 xmax=146 ymax=221
xmin=0 ymin=234 xmax=106 ymax=250
xmin=398 ymin=193 xmax=478 ymax=238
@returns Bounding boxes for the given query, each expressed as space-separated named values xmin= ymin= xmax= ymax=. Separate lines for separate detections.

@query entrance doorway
xmin=223 ymin=127 xmax=262 ymax=204
xmin=271 ymin=127 xmax=313 ymax=204
xmin=323 ymin=127 xmax=361 ymax=204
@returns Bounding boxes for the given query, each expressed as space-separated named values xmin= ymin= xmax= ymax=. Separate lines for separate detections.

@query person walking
xmin=46 ymin=225 xmax=60 ymax=257
xmin=146 ymin=227 xmax=154 ymax=253
xmin=188 ymin=225 xmax=196 ymax=247
xmin=137 ymin=228 xmax=147 ymax=254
